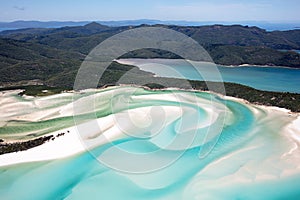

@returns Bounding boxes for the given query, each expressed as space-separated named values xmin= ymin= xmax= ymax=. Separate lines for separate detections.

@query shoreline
xmin=0 ymin=89 xmax=185 ymax=167
xmin=0 ymin=126 xmax=85 ymax=167
xmin=1 ymin=82 xmax=299 ymax=115
xmin=0 ymin=86 xmax=299 ymax=167
xmin=116 ymin=58 xmax=300 ymax=70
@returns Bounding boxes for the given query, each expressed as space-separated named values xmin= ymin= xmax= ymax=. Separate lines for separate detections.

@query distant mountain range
xmin=0 ymin=22 xmax=300 ymax=89
xmin=1 ymin=20 xmax=300 ymax=31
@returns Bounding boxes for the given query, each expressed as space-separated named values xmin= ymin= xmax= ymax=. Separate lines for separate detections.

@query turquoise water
xmin=279 ymin=49 xmax=300 ymax=54
xmin=1 ymin=87 xmax=300 ymax=199
xmin=121 ymin=59 xmax=300 ymax=93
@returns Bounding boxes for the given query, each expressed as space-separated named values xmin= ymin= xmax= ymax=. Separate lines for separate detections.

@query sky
xmin=0 ymin=0 xmax=299 ymax=22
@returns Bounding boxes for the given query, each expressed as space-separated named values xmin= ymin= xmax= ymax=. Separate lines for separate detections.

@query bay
xmin=118 ymin=59 xmax=300 ymax=93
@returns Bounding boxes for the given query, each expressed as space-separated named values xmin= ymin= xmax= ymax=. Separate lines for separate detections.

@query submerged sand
xmin=0 ymin=87 xmax=299 ymax=185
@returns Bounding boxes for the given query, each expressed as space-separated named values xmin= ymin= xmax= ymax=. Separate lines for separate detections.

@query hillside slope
xmin=0 ymin=23 xmax=300 ymax=87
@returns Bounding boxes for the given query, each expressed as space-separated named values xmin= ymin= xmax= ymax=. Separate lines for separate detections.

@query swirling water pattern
xmin=0 ymin=86 xmax=300 ymax=200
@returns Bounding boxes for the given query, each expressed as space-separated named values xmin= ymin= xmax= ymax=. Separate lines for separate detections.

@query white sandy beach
xmin=0 ymin=86 xmax=299 ymax=186
xmin=117 ymin=58 xmax=299 ymax=69
xmin=0 ymin=91 xmax=184 ymax=167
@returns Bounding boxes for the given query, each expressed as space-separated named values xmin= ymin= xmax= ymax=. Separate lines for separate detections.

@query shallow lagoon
xmin=0 ymin=87 xmax=300 ymax=199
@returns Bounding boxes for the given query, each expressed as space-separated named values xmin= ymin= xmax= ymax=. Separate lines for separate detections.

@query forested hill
xmin=2 ymin=23 xmax=300 ymax=50
xmin=0 ymin=22 xmax=300 ymax=88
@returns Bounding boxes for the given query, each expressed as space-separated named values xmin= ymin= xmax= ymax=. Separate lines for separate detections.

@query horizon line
xmin=1 ymin=19 xmax=300 ymax=24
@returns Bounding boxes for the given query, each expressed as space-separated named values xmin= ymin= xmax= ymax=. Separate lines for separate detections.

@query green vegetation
xmin=0 ymin=78 xmax=299 ymax=156
xmin=0 ymin=22 xmax=299 ymax=111
xmin=169 ymin=25 xmax=300 ymax=50
xmin=0 ymin=135 xmax=54 ymax=155
xmin=205 ymin=45 xmax=300 ymax=67
xmin=0 ymin=37 xmax=83 ymax=85
xmin=0 ymin=85 xmax=67 ymax=96
xmin=190 ymin=81 xmax=300 ymax=112
xmin=0 ymin=23 xmax=299 ymax=88
xmin=141 ymin=78 xmax=300 ymax=112
xmin=1 ymin=23 xmax=300 ymax=70
xmin=0 ymin=22 xmax=299 ymax=156
xmin=2 ymin=76 xmax=298 ymax=112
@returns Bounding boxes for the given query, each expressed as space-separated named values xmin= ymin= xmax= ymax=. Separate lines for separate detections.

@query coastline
xmin=0 ymin=86 xmax=299 ymax=168
xmin=116 ymin=58 xmax=300 ymax=70
xmin=0 ymin=89 xmax=185 ymax=167
xmin=0 ymin=114 xmax=125 ymax=167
